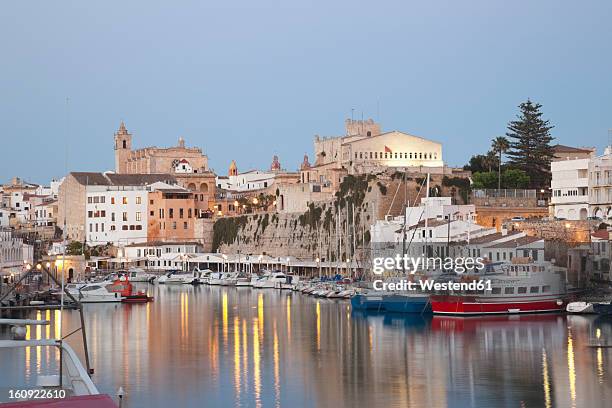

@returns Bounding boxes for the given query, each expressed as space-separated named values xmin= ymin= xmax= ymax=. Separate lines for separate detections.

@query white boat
xmin=166 ymin=271 xmax=200 ymax=284
xmin=275 ymin=274 xmax=299 ymax=290
xmin=236 ymin=274 xmax=259 ymax=287
xmin=208 ymin=272 xmax=224 ymax=285
xmin=196 ymin=269 xmax=214 ymax=284
xmin=156 ymin=270 xmax=178 ymax=284
xmin=220 ymin=272 xmax=239 ymax=286
xmin=125 ymin=268 xmax=156 ymax=283
xmin=566 ymin=301 xmax=595 ymax=314
xmin=78 ymin=285 xmax=122 ymax=303
xmin=253 ymin=272 xmax=287 ymax=288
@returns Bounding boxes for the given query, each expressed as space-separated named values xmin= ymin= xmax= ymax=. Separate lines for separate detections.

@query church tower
xmin=114 ymin=121 xmax=132 ymax=173
xmin=228 ymin=160 xmax=238 ymax=176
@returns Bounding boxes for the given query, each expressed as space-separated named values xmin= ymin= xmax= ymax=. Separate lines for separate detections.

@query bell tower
xmin=114 ymin=121 xmax=132 ymax=173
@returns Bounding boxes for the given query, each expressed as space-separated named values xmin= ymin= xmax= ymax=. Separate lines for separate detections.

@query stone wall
xmin=508 ymin=219 xmax=595 ymax=242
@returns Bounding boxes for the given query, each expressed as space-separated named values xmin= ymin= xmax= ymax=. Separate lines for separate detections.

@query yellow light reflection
xmin=45 ymin=310 xmax=51 ymax=339
xmin=542 ymin=349 xmax=551 ymax=408
xmin=286 ymin=296 xmax=291 ymax=341
xmin=223 ymin=292 xmax=229 ymax=349
xmin=54 ymin=310 xmax=61 ymax=339
xmin=596 ymin=347 xmax=604 ymax=384
xmin=567 ymin=331 xmax=576 ymax=407
xmin=258 ymin=293 xmax=264 ymax=340
xmin=316 ymin=301 xmax=321 ymax=351
xmin=253 ymin=319 xmax=262 ymax=408
xmin=242 ymin=319 xmax=248 ymax=386
xmin=234 ymin=316 xmax=241 ymax=403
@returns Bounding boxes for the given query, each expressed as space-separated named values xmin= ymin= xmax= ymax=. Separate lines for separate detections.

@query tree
xmin=502 ymin=169 xmax=530 ymax=188
xmin=463 ymin=154 xmax=490 ymax=173
xmin=505 ymin=100 xmax=555 ymax=188
xmin=472 ymin=171 xmax=499 ymax=189
xmin=491 ymin=136 xmax=510 ymax=190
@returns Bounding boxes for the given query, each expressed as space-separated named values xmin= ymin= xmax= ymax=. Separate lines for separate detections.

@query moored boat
xmin=566 ymin=301 xmax=595 ymax=314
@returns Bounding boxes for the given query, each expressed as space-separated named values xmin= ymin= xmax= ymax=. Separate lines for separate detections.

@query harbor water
xmin=1 ymin=284 xmax=612 ymax=407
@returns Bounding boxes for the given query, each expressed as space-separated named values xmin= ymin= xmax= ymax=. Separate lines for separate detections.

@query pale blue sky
xmin=1 ymin=0 xmax=611 ymax=183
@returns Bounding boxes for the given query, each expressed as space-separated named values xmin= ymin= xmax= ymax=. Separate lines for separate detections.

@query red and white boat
xmin=430 ymin=260 xmax=567 ymax=315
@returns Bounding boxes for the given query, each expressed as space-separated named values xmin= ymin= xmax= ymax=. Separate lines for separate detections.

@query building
xmin=552 ymin=144 xmax=596 ymax=161
xmin=216 ymin=161 xmax=277 ymax=192
xmin=119 ymin=241 xmax=203 ymax=270
xmin=58 ymin=172 xmax=177 ymax=242
xmin=550 ymin=158 xmax=590 ymax=220
xmin=0 ymin=229 xmax=33 ymax=280
xmin=313 ymin=119 xmax=444 ymax=174
xmin=147 ymin=186 xmax=198 ymax=243
xmin=588 ymin=146 xmax=612 ymax=219
xmin=113 ymin=121 xmax=216 ymax=205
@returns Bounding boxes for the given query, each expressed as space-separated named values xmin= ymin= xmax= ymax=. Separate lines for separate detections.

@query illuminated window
xmin=122 ymin=197 xmax=128 ymax=204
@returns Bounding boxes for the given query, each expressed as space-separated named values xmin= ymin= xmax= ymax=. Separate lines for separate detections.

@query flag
xmin=384 ymin=146 xmax=392 ymax=153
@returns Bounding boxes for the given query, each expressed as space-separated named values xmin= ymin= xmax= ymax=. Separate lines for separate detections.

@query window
xmin=88 ymin=211 xmax=93 ymax=218
xmin=136 ymin=197 xmax=142 ymax=205
xmin=89 ymin=224 xmax=92 ymax=232
xmin=87 ymin=197 xmax=92 ymax=204
xmin=129 ymin=225 xmax=135 ymax=230
xmin=159 ymin=209 xmax=164 ymax=219
xmin=188 ymin=208 xmax=192 ymax=218
xmin=137 ymin=249 xmax=141 ymax=257
xmin=172 ymin=222 xmax=177 ymax=230
xmin=101 ymin=223 xmax=105 ymax=232
xmin=122 ymin=225 xmax=128 ymax=230
xmin=542 ymin=285 xmax=551 ymax=293
xmin=184 ymin=222 xmax=188 ymax=229
xmin=530 ymin=286 xmax=540 ymax=293
xmin=150 ymin=211 xmax=154 ymax=217
xmin=504 ymin=287 xmax=514 ymax=294
xmin=179 ymin=208 xmax=184 ymax=219
xmin=122 ymin=212 xmax=128 ymax=222
xmin=122 ymin=197 xmax=128 ymax=204
xmin=169 ymin=208 xmax=174 ymax=219
xmin=111 ymin=197 xmax=115 ymax=204
xmin=110 ymin=225 xmax=116 ymax=231
xmin=101 ymin=210 xmax=106 ymax=217
xmin=136 ymin=225 xmax=142 ymax=230
xmin=111 ymin=213 xmax=115 ymax=222
xmin=136 ymin=212 xmax=142 ymax=221
xmin=491 ymin=287 xmax=501 ymax=294
xmin=518 ymin=287 xmax=527 ymax=294
xmin=101 ymin=196 xmax=105 ymax=204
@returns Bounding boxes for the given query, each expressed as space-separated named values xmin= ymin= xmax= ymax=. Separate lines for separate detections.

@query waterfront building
xmin=118 ymin=241 xmax=203 ymax=270
xmin=552 ymin=144 xmax=596 ymax=161
xmin=312 ymin=118 xmax=446 ymax=174
xmin=0 ymin=229 xmax=33 ymax=280
xmin=58 ymin=172 xmax=177 ymax=242
xmin=591 ymin=229 xmax=611 ymax=281
xmin=588 ymin=146 xmax=612 ymax=219
xmin=113 ymin=121 xmax=216 ymax=204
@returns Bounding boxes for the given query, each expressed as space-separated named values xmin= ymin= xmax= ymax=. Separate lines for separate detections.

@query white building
xmin=589 ymin=146 xmax=612 ymax=219
xmin=216 ymin=161 xmax=276 ymax=192
xmin=118 ymin=241 xmax=203 ymax=270
xmin=550 ymin=158 xmax=590 ymax=220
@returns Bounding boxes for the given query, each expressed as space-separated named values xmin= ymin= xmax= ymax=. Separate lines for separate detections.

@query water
xmin=1 ymin=284 xmax=612 ymax=408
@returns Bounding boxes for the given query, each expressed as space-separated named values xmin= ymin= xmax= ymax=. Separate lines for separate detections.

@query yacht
xmin=236 ymin=274 xmax=259 ymax=287
xmin=156 ymin=270 xmax=178 ymax=284
xmin=78 ymin=278 xmax=133 ymax=303
xmin=220 ymin=272 xmax=239 ymax=286
xmin=165 ymin=271 xmax=200 ymax=284
xmin=275 ymin=274 xmax=299 ymax=290
xmin=208 ymin=271 xmax=224 ymax=285
xmin=253 ymin=272 xmax=287 ymax=288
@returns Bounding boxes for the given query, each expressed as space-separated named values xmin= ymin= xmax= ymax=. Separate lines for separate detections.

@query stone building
xmin=113 ymin=121 xmax=216 ymax=206
xmin=589 ymin=146 xmax=612 ymax=219
xmin=313 ymin=118 xmax=444 ymax=174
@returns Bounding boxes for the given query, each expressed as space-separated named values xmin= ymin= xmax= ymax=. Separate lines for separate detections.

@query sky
xmin=1 ymin=0 xmax=612 ymax=184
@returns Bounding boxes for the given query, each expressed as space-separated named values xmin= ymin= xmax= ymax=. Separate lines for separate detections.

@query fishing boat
xmin=350 ymin=292 xmax=387 ymax=311
xmin=382 ymin=294 xmax=432 ymax=313
xmin=430 ymin=261 xmax=567 ymax=315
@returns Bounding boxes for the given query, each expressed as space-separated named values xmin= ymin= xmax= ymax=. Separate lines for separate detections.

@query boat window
xmin=530 ymin=286 xmax=540 ymax=293
xmin=81 ymin=286 xmax=100 ymax=291
xmin=517 ymin=287 xmax=527 ymax=294
xmin=542 ymin=285 xmax=551 ymax=293
xmin=504 ymin=287 xmax=514 ymax=294
xmin=491 ymin=287 xmax=501 ymax=294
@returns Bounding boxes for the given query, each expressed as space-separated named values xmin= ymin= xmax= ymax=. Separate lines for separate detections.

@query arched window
xmin=122 ymin=140 xmax=127 ymax=149
xmin=367 ymin=131 xmax=372 ymax=137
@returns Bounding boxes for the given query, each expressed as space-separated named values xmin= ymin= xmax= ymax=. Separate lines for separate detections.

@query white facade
xmin=216 ymin=170 xmax=276 ymax=192
xmin=589 ymin=146 xmax=612 ymax=219
xmin=550 ymin=158 xmax=590 ymax=220
xmin=85 ymin=187 xmax=149 ymax=246
xmin=405 ymin=197 xmax=475 ymax=227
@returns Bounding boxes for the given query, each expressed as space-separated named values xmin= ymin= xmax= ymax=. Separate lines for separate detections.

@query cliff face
xmin=212 ymin=172 xmax=469 ymax=260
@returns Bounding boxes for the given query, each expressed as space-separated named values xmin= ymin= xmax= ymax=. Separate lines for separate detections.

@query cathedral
xmin=113 ymin=121 xmax=215 ymax=201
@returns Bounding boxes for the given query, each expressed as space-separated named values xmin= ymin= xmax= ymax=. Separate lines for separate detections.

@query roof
xmin=483 ymin=236 xmax=543 ymax=249
xmin=407 ymin=218 xmax=451 ymax=230
xmin=125 ymin=241 xmax=202 ymax=247
xmin=592 ymin=229 xmax=611 ymax=240
xmin=341 ymin=130 xmax=442 ymax=146
xmin=552 ymin=144 xmax=594 ymax=154
xmin=467 ymin=231 xmax=523 ymax=245
xmin=70 ymin=172 xmax=176 ymax=187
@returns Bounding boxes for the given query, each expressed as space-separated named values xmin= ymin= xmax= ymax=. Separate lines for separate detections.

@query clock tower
xmin=114 ymin=121 xmax=132 ymax=173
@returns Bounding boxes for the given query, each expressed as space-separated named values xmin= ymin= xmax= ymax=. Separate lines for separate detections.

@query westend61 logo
xmin=371 ymin=255 xmax=491 ymax=292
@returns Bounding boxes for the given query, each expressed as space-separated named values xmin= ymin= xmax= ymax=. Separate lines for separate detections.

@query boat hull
xmin=593 ymin=303 xmax=612 ymax=315
xmin=350 ymin=294 xmax=385 ymax=310
xmin=383 ymin=295 xmax=432 ymax=313
xmin=431 ymin=295 xmax=565 ymax=315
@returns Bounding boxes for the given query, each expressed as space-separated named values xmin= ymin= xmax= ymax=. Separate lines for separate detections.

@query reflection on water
xmin=1 ymin=285 xmax=612 ymax=407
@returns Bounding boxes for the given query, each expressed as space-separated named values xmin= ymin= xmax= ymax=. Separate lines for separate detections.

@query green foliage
xmin=212 ymin=216 xmax=248 ymax=251
xmin=472 ymin=171 xmax=499 ymax=189
xmin=298 ymin=202 xmax=323 ymax=229
xmin=463 ymin=153 xmax=499 ymax=173
xmin=502 ymin=169 xmax=530 ymax=188
xmin=505 ymin=99 xmax=555 ymax=188
xmin=66 ymin=241 xmax=83 ymax=255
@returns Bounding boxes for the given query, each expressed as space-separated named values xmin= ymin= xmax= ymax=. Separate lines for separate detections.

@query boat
xmin=382 ymin=294 xmax=432 ymax=313
xmin=593 ymin=302 xmax=612 ymax=315
xmin=196 ymin=268 xmax=214 ymax=284
xmin=351 ymin=292 xmax=387 ymax=310
xmin=430 ymin=261 xmax=567 ymax=315
xmin=236 ymin=274 xmax=259 ymax=287
xmin=254 ymin=272 xmax=287 ymax=288
xmin=208 ymin=271 xmax=224 ymax=285
xmin=220 ymin=272 xmax=239 ymax=286
xmin=566 ymin=301 xmax=595 ymax=314
xmin=275 ymin=274 xmax=299 ymax=290
xmin=77 ymin=277 xmax=133 ymax=303
xmin=157 ymin=270 xmax=178 ymax=284
xmin=165 ymin=271 xmax=200 ymax=284
xmin=125 ymin=268 xmax=156 ymax=283
xmin=122 ymin=291 xmax=154 ymax=303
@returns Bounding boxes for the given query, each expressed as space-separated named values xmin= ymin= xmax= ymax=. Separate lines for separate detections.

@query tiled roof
xmin=552 ymin=144 xmax=594 ymax=153
xmin=484 ymin=236 xmax=543 ymax=249
xmin=467 ymin=231 xmax=522 ymax=244
xmin=71 ymin=172 xmax=176 ymax=186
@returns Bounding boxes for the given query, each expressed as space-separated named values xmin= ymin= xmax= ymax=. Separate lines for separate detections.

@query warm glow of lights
xmin=253 ymin=198 xmax=259 ymax=205
xmin=258 ymin=293 xmax=264 ymax=339
xmin=45 ymin=310 xmax=50 ymax=339
xmin=542 ymin=349 xmax=552 ymax=408
xmin=565 ymin=222 xmax=571 ymax=229
xmin=36 ymin=263 xmax=42 ymax=270
xmin=46 ymin=262 xmax=51 ymax=268
xmin=54 ymin=310 xmax=61 ymax=339
xmin=233 ymin=316 xmax=241 ymax=402
xmin=253 ymin=319 xmax=262 ymax=408
xmin=286 ymin=296 xmax=291 ymax=341
xmin=567 ymin=331 xmax=576 ymax=407
xmin=316 ymin=301 xmax=321 ymax=351
xmin=222 ymin=292 xmax=229 ymax=349
xmin=597 ymin=347 xmax=604 ymax=384
xmin=273 ymin=320 xmax=280 ymax=406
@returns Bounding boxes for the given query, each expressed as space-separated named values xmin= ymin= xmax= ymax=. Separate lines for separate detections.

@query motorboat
xmin=157 ymin=270 xmax=178 ymax=284
xmin=275 ymin=274 xmax=299 ymax=290
xmin=125 ymin=268 xmax=156 ymax=283
xmin=196 ymin=269 xmax=214 ymax=284
xmin=220 ymin=272 xmax=239 ymax=286
xmin=165 ymin=270 xmax=200 ymax=285
xmin=382 ymin=294 xmax=432 ymax=313
xmin=254 ymin=272 xmax=287 ymax=288
xmin=566 ymin=301 xmax=595 ymax=314
xmin=236 ymin=274 xmax=258 ymax=287
xmin=593 ymin=301 xmax=612 ymax=315
xmin=208 ymin=271 xmax=224 ymax=285
xmin=77 ymin=278 xmax=133 ymax=303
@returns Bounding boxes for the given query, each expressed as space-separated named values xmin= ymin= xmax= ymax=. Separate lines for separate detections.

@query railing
xmin=472 ymin=189 xmax=537 ymax=199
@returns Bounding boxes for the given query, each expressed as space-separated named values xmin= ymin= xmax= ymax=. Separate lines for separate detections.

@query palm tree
xmin=491 ymin=136 xmax=510 ymax=190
